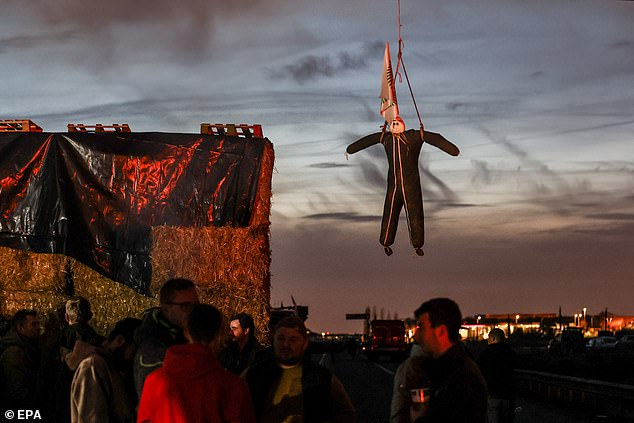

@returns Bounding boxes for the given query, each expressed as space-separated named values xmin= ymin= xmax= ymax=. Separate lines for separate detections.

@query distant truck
xmin=364 ymin=319 xmax=408 ymax=361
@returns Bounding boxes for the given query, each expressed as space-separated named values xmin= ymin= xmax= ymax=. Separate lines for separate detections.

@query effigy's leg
xmin=380 ymin=186 xmax=403 ymax=255
xmin=402 ymin=170 xmax=425 ymax=256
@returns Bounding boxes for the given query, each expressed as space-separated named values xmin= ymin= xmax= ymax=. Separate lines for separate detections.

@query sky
xmin=1 ymin=0 xmax=633 ymax=332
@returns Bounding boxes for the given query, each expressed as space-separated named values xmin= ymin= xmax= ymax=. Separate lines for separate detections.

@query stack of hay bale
xmin=0 ymin=138 xmax=274 ymax=343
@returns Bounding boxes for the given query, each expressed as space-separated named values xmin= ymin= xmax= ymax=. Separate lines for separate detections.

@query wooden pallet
xmin=200 ymin=123 xmax=263 ymax=138
xmin=0 ymin=119 xmax=43 ymax=132
xmin=67 ymin=123 xmax=131 ymax=133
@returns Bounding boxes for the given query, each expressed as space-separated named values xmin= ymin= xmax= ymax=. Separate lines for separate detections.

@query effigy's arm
xmin=346 ymin=132 xmax=383 ymax=155
xmin=423 ymin=131 xmax=460 ymax=156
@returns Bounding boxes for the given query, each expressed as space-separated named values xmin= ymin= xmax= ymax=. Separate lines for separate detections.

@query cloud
xmin=4 ymin=1 xmax=214 ymax=63
xmin=574 ymin=161 xmax=634 ymax=173
xmin=356 ymin=157 xmax=388 ymax=189
xmin=308 ymin=162 xmax=351 ymax=169
xmin=3 ymin=0 xmax=302 ymax=66
xmin=477 ymin=125 xmax=596 ymax=214
xmin=446 ymin=102 xmax=469 ymax=111
xmin=610 ymin=40 xmax=634 ymax=51
xmin=432 ymin=202 xmax=479 ymax=209
xmin=0 ymin=30 xmax=78 ymax=54
xmin=471 ymin=160 xmax=492 ymax=185
xmin=11 ymin=0 xmax=285 ymax=26
xmin=586 ymin=213 xmax=634 ymax=221
xmin=420 ymin=167 xmax=461 ymax=208
xmin=24 ymin=91 xmax=342 ymax=131
xmin=268 ymin=41 xmax=384 ymax=84
xmin=302 ymin=212 xmax=379 ymax=222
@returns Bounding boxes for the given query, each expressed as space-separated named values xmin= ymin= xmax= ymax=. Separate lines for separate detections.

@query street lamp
xmin=574 ymin=314 xmax=579 ymax=326
xmin=583 ymin=307 xmax=587 ymax=329
xmin=515 ymin=314 xmax=520 ymax=333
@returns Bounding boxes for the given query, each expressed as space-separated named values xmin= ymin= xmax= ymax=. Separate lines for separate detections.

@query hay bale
xmin=0 ymin=247 xmax=66 ymax=292
xmin=251 ymin=142 xmax=274 ymax=227
xmin=0 ymin=288 xmax=67 ymax=319
xmin=151 ymin=225 xmax=271 ymax=343
xmin=0 ymin=247 xmax=67 ymax=320
xmin=71 ymin=259 xmax=156 ymax=334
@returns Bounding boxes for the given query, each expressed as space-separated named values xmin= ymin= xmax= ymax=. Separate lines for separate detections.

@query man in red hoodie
xmin=137 ymin=304 xmax=255 ymax=423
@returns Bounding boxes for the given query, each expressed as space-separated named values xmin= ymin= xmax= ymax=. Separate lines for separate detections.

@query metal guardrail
xmin=515 ymin=369 xmax=634 ymax=419
xmin=516 ymin=369 xmax=634 ymax=399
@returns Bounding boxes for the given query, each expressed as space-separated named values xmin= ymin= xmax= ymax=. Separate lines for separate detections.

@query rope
xmin=395 ymin=0 xmax=403 ymax=82
xmin=394 ymin=0 xmax=424 ymax=130
xmin=400 ymin=55 xmax=424 ymax=130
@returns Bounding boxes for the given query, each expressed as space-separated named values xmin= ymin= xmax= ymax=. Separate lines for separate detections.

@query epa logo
xmin=4 ymin=410 xmax=42 ymax=420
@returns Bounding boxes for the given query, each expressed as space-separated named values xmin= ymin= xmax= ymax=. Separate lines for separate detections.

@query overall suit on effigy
xmin=346 ymin=125 xmax=459 ymax=256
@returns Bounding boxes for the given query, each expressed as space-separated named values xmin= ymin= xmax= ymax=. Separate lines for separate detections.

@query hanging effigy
xmin=346 ymin=27 xmax=460 ymax=256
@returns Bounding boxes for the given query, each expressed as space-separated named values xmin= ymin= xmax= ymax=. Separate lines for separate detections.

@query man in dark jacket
xmin=220 ymin=312 xmax=264 ymax=375
xmin=412 ymin=298 xmax=487 ymax=423
xmin=133 ymin=278 xmax=199 ymax=397
xmin=244 ymin=316 xmax=356 ymax=423
xmin=0 ymin=309 xmax=41 ymax=409
xmin=478 ymin=328 xmax=515 ymax=423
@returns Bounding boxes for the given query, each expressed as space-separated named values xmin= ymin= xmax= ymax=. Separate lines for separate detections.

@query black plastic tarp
xmin=0 ymin=132 xmax=268 ymax=294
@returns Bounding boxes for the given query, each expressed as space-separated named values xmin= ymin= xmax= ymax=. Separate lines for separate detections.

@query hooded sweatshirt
xmin=137 ymin=343 xmax=255 ymax=423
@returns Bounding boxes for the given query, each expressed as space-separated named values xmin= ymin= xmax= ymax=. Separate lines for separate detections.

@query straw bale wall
xmin=0 ymin=140 xmax=274 ymax=341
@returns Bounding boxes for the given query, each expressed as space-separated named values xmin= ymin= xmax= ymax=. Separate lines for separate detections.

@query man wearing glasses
xmin=133 ymin=278 xmax=200 ymax=398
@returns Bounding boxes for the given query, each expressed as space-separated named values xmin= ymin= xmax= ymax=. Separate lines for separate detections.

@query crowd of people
xmin=0 ymin=278 xmax=356 ymax=423
xmin=0 ymin=278 xmax=514 ymax=423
